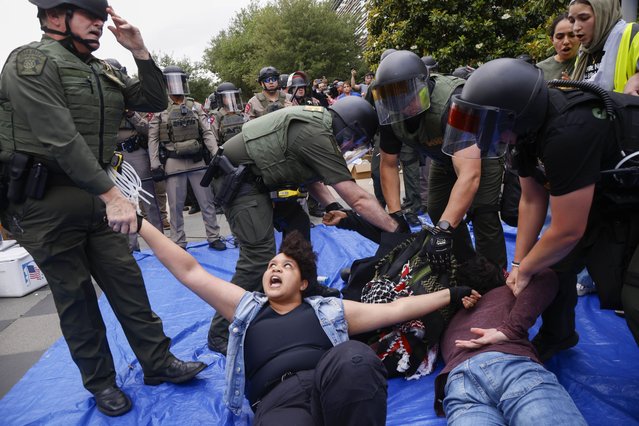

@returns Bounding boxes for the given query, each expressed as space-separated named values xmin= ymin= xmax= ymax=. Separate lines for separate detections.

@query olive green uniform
xmin=381 ymin=75 xmax=506 ymax=269
xmin=0 ymin=36 xmax=175 ymax=393
xmin=207 ymin=106 xmax=353 ymax=351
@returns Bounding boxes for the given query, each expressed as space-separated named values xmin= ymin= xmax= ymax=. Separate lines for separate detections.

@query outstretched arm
xmin=138 ymin=219 xmax=246 ymax=321
xmin=343 ymin=288 xmax=480 ymax=335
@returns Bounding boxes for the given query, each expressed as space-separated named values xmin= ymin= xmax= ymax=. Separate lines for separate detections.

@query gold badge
xmin=303 ymin=105 xmax=325 ymax=112
xmin=16 ymin=48 xmax=47 ymax=76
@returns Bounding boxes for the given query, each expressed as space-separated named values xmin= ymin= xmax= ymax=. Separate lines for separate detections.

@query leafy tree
xmin=204 ymin=0 xmax=363 ymax=95
xmin=153 ymin=53 xmax=217 ymax=104
xmin=365 ymin=0 xmax=568 ymax=73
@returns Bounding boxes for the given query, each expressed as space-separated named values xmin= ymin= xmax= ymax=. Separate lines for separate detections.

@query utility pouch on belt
xmin=173 ymin=139 xmax=202 ymax=157
xmin=24 ymin=162 xmax=48 ymax=200
xmin=7 ymin=152 xmax=30 ymax=203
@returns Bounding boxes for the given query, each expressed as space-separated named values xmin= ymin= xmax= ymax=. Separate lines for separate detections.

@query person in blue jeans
xmin=433 ymin=268 xmax=587 ymax=425
xmin=138 ymin=221 xmax=479 ymax=425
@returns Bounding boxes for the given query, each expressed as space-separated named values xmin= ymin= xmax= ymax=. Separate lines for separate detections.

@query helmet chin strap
xmin=262 ymin=82 xmax=279 ymax=94
xmin=41 ymin=8 xmax=100 ymax=52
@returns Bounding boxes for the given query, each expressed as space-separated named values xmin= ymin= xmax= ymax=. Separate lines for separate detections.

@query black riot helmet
xmin=163 ymin=65 xmax=190 ymax=96
xmin=329 ymin=96 xmax=379 ymax=162
xmin=371 ymin=50 xmax=431 ymax=125
xmin=421 ymin=55 xmax=439 ymax=73
xmin=30 ymin=0 xmax=109 ymax=51
xmin=104 ymin=58 xmax=126 ymax=76
xmin=279 ymin=73 xmax=289 ymax=90
xmin=442 ymin=58 xmax=547 ymax=159
xmin=258 ymin=66 xmax=281 ymax=93
xmin=380 ymin=48 xmax=397 ymax=61
xmin=287 ymin=71 xmax=309 ymax=98
xmin=214 ymin=82 xmax=243 ymax=113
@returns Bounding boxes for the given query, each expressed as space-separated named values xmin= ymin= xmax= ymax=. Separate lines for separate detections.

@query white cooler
xmin=0 ymin=241 xmax=48 ymax=297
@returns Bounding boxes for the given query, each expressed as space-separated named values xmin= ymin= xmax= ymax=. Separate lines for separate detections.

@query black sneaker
xmin=532 ymin=331 xmax=579 ymax=363
xmin=209 ymin=239 xmax=227 ymax=251
xmin=208 ymin=337 xmax=228 ymax=356
xmin=188 ymin=205 xmax=201 ymax=215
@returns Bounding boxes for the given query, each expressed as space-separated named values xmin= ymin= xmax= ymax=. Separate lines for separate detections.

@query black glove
xmin=421 ymin=225 xmax=453 ymax=273
xmin=449 ymin=286 xmax=473 ymax=309
xmin=325 ymin=201 xmax=346 ymax=212
xmin=389 ymin=211 xmax=410 ymax=233
xmin=150 ymin=166 xmax=166 ymax=182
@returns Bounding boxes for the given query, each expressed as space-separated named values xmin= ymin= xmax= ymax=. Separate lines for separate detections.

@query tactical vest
xmin=390 ymin=74 xmax=464 ymax=162
xmin=243 ymin=105 xmax=333 ymax=188
xmin=256 ymin=91 xmax=288 ymax=111
xmin=158 ymin=98 xmax=200 ymax=144
xmin=213 ymin=108 xmax=245 ymax=144
xmin=0 ymin=38 xmax=123 ymax=165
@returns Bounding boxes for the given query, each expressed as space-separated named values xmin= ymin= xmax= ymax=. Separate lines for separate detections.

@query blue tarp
xmin=1 ymin=224 xmax=638 ymax=425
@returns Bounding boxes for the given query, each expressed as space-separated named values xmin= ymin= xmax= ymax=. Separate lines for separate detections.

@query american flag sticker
xmin=22 ymin=262 xmax=45 ymax=285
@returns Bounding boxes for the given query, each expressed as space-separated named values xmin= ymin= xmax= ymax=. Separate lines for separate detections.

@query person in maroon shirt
xmin=434 ymin=269 xmax=587 ymax=425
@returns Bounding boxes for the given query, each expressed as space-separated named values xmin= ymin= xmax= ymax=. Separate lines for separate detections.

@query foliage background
xmin=364 ymin=0 xmax=570 ymax=73
xmin=153 ymin=0 xmax=578 ymax=101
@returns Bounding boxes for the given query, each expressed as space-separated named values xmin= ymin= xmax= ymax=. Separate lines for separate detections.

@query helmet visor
xmin=219 ymin=91 xmax=243 ymax=112
xmin=334 ymin=123 xmax=371 ymax=164
xmin=164 ymin=73 xmax=189 ymax=95
xmin=442 ymin=95 xmax=517 ymax=159
xmin=371 ymin=76 xmax=430 ymax=125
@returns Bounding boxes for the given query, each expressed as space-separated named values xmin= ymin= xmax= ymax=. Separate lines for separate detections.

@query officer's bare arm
xmin=307 ymin=181 xmax=338 ymax=207
xmin=514 ymin=184 xmax=594 ymax=295
xmin=106 ymin=7 xmax=150 ymax=60
xmin=332 ymin=180 xmax=398 ymax=232
xmin=438 ymin=156 xmax=481 ymax=228
xmin=379 ymin=150 xmax=403 ymax=213
xmin=138 ymin=219 xmax=245 ymax=321
xmin=100 ymin=187 xmax=138 ymax=235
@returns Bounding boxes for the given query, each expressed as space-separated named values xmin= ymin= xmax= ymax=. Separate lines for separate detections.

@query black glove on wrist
xmin=325 ymin=202 xmax=346 ymax=212
xmin=449 ymin=286 xmax=473 ymax=309
xmin=421 ymin=225 xmax=454 ymax=273
xmin=150 ymin=166 xmax=166 ymax=182
xmin=389 ymin=211 xmax=410 ymax=233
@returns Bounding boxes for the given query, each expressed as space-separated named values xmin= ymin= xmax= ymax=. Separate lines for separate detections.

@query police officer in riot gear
xmin=372 ymin=50 xmax=507 ymax=271
xmin=0 ymin=0 xmax=205 ymax=416
xmin=245 ymin=66 xmax=292 ymax=119
xmin=444 ymin=57 xmax=639 ymax=357
xmin=209 ymin=82 xmax=247 ymax=145
xmin=287 ymin=71 xmax=321 ymax=106
xmin=105 ymin=58 xmax=164 ymax=252
xmin=206 ymin=96 xmax=408 ymax=354
xmin=148 ymin=66 xmax=226 ymax=250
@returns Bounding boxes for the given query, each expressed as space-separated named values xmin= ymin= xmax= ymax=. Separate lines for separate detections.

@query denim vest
xmin=224 ymin=292 xmax=349 ymax=415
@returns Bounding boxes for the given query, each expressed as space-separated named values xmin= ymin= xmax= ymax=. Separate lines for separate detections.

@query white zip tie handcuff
xmin=107 ymin=159 xmax=154 ymax=213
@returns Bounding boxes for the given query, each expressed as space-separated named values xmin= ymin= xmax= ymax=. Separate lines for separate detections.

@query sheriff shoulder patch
xmin=16 ymin=48 xmax=47 ymax=76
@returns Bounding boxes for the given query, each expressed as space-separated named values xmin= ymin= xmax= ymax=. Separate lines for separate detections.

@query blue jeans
xmin=443 ymin=352 xmax=586 ymax=426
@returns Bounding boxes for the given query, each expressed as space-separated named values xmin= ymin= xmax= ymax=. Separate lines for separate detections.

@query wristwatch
xmin=436 ymin=220 xmax=453 ymax=231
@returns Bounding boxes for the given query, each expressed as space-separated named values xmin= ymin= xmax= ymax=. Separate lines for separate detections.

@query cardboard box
xmin=349 ymin=160 xmax=372 ymax=179
xmin=0 ymin=243 xmax=48 ymax=297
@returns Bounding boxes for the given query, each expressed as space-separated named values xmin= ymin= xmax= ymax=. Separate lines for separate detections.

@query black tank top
xmin=244 ymin=303 xmax=333 ymax=404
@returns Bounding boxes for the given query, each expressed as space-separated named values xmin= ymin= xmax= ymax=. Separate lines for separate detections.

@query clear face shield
xmin=442 ymin=95 xmax=517 ymax=159
xmin=219 ymin=91 xmax=243 ymax=112
xmin=164 ymin=73 xmax=190 ymax=96
xmin=334 ymin=123 xmax=372 ymax=164
xmin=371 ymin=76 xmax=430 ymax=125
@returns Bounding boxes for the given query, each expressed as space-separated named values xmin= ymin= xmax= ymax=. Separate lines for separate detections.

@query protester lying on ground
xmin=137 ymin=221 xmax=479 ymax=424
xmin=340 ymin=228 xmax=505 ymax=379
xmin=434 ymin=268 xmax=588 ymax=425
